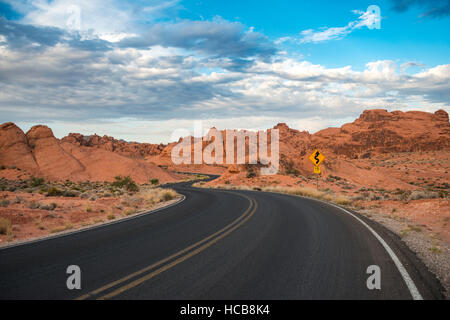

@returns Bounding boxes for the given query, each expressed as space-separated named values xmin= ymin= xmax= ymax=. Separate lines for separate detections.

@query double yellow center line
xmin=76 ymin=193 xmax=257 ymax=300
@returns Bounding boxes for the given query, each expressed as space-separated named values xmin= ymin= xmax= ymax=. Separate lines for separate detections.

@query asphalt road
xmin=0 ymin=179 xmax=444 ymax=300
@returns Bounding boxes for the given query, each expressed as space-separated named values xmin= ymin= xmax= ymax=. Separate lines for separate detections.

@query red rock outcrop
xmin=62 ymin=133 xmax=165 ymax=158
xmin=0 ymin=123 xmax=182 ymax=183
xmin=1 ymin=108 xmax=448 ymax=184
xmin=26 ymin=125 xmax=88 ymax=181
xmin=313 ymin=109 xmax=450 ymax=158
xmin=0 ymin=122 xmax=39 ymax=174
xmin=209 ymin=109 xmax=450 ymax=189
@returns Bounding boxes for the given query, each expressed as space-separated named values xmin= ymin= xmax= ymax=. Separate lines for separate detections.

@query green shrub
xmin=246 ymin=171 xmax=257 ymax=178
xmin=63 ymin=190 xmax=81 ymax=197
xmin=29 ymin=176 xmax=45 ymax=187
xmin=47 ymin=187 xmax=64 ymax=197
xmin=0 ymin=199 xmax=10 ymax=207
xmin=150 ymin=179 xmax=159 ymax=185
xmin=112 ymin=176 xmax=139 ymax=192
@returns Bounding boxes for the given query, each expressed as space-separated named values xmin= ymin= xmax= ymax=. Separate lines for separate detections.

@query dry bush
xmin=50 ymin=223 xmax=73 ymax=234
xmin=334 ymin=196 xmax=352 ymax=205
xmin=409 ymin=190 xmax=439 ymax=200
xmin=262 ymin=186 xmax=325 ymax=199
xmin=0 ymin=217 xmax=12 ymax=235
xmin=130 ymin=188 xmax=179 ymax=207
xmin=197 ymin=183 xmax=352 ymax=207
xmin=202 ymin=184 xmax=252 ymax=191
xmin=162 ymin=190 xmax=177 ymax=201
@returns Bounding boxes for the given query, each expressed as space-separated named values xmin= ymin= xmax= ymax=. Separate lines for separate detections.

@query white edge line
xmin=324 ymin=201 xmax=424 ymax=300
xmin=205 ymin=186 xmax=424 ymax=300
xmin=0 ymin=195 xmax=186 ymax=251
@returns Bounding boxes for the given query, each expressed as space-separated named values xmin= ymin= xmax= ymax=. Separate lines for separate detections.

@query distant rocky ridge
xmin=0 ymin=109 xmax=448 ymax=182
xmin=313 ymin=109 xmax=450 ymax=158
xmin=269 ymin=109 xmax=450 ymax=178
xmin=62 ymin=133 xmax=165 ymax=158
xmin=0 ymin=123 xmax=181 ymax=183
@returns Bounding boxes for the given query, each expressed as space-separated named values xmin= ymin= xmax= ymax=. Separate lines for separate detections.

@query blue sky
xmin=176 ymin=0 xmax=450 ymax=69
xmin=0 ymin=0 xmax=449 ymax=142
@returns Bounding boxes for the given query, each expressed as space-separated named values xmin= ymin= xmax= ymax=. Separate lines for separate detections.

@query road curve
xmin=0 ymin=180 xmax=444 ymax=300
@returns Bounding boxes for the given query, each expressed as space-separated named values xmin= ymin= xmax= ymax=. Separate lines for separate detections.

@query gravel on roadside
xmin=359 ymin=208 xmax=450 ymax=299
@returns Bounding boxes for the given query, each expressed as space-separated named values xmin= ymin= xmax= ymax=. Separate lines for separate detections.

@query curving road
xmin=0 ymin=178 xmax=444 ymax=300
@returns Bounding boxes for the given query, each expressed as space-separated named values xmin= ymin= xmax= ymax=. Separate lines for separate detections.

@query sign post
xmin=309 ymin=150 xmax=325 ymax=190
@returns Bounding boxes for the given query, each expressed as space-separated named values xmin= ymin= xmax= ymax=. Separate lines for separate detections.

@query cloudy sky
xmin=0 ymin=0 xmax=449 ymax=142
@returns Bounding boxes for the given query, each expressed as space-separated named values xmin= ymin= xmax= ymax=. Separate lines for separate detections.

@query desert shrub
xmin=409 ymin=190 xmax=439 ymax=200
xmin=28 ymin=201 xmax=40 ymax=209
xmin=40 ymin=203 xmax=57 ymax=211
xmin=112 ymin=176 xmax=139 ymax=192
xmin=133 ymin=188 xmax=178 ymax=206
xmin=50 ymin=224 xmax=73 ymax=234
xmin=121 ymin=195 xmax=140 ymax=207
xmin=0 ymin=199 xmax=10 ymax=207
xmin=112 ymin=190 xmax=121 ymax=197
xmin=107 ymin=214 xmax=115 ymax=220
xmin=150 ymin=179 xmax=159 ymax=185
xmin=80 ymin=193 xmax=90 ymax=199
xmin=47 ymin=187 xmax=64 ymax=197
xmin=63 ymin=190 xmax=81 ymax=197
xmin=0 ymin=217 xmax=12 ymax=235
xmin=409 ymin=190 xmax=427 ymax=200
xmin=286 ymin=168 xmax=299 ymax=176
xmin=430 ymin=246 xmax=442 ymax=254
xmin=0 ymin=165 xmax=6 ymax=170
xmin=261 ymin=186 xmax=352 ymax=206
xmin=29 ymin=176 xmax=45 ymax=187
xmin=407 ymin=224 xmax=422 ymax=232
xmin=334 ymin=196 xmax=352 ymax=206
xmin=352 ymin=193 xmax=369 ymax=201
xmin=13 ymin=196 xmax=23 ymax=204
xmin=438 ymin=190 xmax=448 ymax=198
xmin=162 ymin=190 xmax=175 ymax=201
xmin=393 ymin=189 xmax=411 ymax=201
xmin=246 ymin=171 xmax=257 ymax=179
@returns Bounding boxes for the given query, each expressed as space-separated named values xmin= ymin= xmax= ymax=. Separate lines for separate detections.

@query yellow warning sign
xmin=314 ymin=166 xmax=321 ymax=174
xmin=309 ymin=149 xmax=325 ymax=166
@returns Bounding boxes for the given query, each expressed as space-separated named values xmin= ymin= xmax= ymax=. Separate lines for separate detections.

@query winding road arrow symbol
xmin=314 ymin=151 xmax=320 ymax=165
xmin=309 ymin=149 xmax=325 ymax=167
